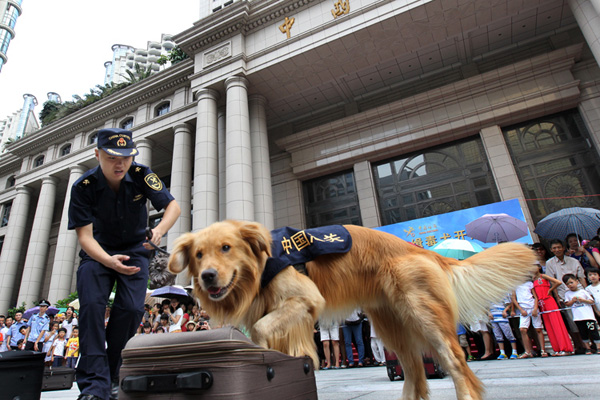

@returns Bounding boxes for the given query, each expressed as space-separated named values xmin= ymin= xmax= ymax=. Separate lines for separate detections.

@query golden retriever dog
xmin=168 ymin=220 xmax=537 ymax=400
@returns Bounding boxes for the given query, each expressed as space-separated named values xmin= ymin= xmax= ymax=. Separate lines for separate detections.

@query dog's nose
xmin=201 ymin=268 xmax=218 ymax=284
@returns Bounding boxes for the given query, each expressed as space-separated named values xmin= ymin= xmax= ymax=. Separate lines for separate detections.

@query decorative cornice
xmin=174 ymin=0 xmax=316 ymax=56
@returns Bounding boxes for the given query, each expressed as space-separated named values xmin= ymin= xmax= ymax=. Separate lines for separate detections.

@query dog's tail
xmin=448 ymin=242 xmax=538 ymax=323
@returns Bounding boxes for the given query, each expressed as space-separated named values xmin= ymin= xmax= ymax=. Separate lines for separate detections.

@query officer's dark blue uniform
xmin=68 ymin=128 xmax=175 ymax=400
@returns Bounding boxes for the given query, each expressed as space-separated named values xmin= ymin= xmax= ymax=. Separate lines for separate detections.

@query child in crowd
xmin=457 ymin=324 xmax=474 ymax=362
xmin=141 ymin=322 xmax=153 ymax=335
xmin=585 ymin=267 xmax=600 ymax=319
xmin=489 ymin=296 xmax=518 ymax=359
xmin=533 ymin=267 xmax=573 ymax=356
xmin=17 ymin=326 xmax=27 ymax=349
xmin=513 ymin=279 xmax=545 ymax=358
xmin=563 ymin=274 xmax=600 ymax=354
xmin=65 ymin=327 xmax=79 ymax=368
xmin=42 ymin=322 xmax=59 ymax=366
xmin=49 ymin=328 xmax=68 ymax=367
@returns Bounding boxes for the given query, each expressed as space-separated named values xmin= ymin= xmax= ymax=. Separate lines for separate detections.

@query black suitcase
xmin=42 ymin=366 xmax=76 ymax=391
xmin=0 ymin=350 xmax=45 ymax=400
xmin=384 ymin=349 xmax=445 ymax=381
xmin=119 ymin=326 xmax=318 ymax=399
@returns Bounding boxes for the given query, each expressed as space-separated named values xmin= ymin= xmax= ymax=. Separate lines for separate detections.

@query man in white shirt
xmin=545 ymin=239 xmax=586 ymax=352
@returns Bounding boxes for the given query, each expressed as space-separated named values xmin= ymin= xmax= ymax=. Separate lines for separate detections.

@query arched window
xmin=60 ymin=144 xmax=72 ymax=157
xmin=5 ymin=175 xmax=15 ymax=189
xmin=34 ymin=155 xmax=44 ymax=168
xmin=121 ymin=117 xmax=134 ymax=130
xmin=155 ymin=102 xmax=170 ymax=117
xmin=89 ymin=132 xmax=98 ymax=145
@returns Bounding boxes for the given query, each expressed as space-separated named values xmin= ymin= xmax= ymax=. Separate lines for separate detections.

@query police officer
xmin=68 ymin=128 xmax=180 ymax=400
xmin=23 ymin=299 xmax=50 ymax=351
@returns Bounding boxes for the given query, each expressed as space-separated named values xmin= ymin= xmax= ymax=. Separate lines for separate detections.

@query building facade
xmin=0 ymin=93 xmax=39 ymax=153
xmin=2 ymin=0 xmax=600 ymax=312
xmin=0 ymin=0 xmax=22 ymax=72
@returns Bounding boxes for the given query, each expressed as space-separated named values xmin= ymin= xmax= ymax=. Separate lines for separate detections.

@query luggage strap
xmin=121 ymin=371 xmax=213 ymax=393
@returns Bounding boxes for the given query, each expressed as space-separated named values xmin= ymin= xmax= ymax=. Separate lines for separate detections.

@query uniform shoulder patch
xmin=76 ymin=174 xmax=96 ymax=188
xmin=144 ymin=173 xmax=163 ymax=191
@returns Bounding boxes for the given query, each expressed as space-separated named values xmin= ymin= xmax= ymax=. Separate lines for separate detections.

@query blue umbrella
xmin=534 ymin=207 xmax=600 ymax=241
xmin=151 ymin=285 xmax=190 ymax=299
xmin=430 ymin=239 xmax=484 ymax=260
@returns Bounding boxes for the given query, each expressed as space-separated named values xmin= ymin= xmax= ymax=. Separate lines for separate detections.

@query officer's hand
xmin=144 ymin=227 xmax=164 ymax=251
xmin=108 ymin=255 xmax=141 ymax=275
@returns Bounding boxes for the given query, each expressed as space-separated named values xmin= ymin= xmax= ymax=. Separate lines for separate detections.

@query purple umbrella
xmin=466 ymin=213 xmax=528 ymax=243
xmin=23 ymin=306 xmax=59 ymax=320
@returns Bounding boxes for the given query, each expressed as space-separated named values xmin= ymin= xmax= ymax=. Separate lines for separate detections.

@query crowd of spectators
xmin=0 ymin=304 xmax=79 ymax=367
xmin=136 ymin=297 xmax=213 ymax=335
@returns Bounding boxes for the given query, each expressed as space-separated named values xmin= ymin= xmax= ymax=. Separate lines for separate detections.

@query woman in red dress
xmin=532 ymin=268 xmax=573 ymax=356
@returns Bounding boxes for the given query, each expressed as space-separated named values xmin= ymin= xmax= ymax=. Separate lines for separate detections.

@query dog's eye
xmin=222 ymin=245 xmax=230 ymax=252
xmin=196 ymin=251 xmax=202 ymax=259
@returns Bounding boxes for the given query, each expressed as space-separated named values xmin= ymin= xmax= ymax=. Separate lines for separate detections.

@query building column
xmin=48 ymin=166 xmax=85 ymax=304
xmin=169 ymin=123 xmax=194 ymax=286
xmin=136 ymin=138 xmax=154 ymax=167
xmin=17 ymin=177 xmax=59 ymax=306
xmin=218 ymin=107 xmax=226 ymax=221
xmin=479 ymin=125 xmax=537 ymax=235
xmin=569 ymin=0 xmax=600 ymax=68
xmin=249 ymin=95 xmax=274 ymax=230
xmin=0 ymin=186 xmax=33 ymax=311
xmin=353 ymin=161 xmax=381 ymax=228
xmin=225 ymin=76 xmax=254 ymax=221
xmin=193 ymin=89 xmax=220 ymax=231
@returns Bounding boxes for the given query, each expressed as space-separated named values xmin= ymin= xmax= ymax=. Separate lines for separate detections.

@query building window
xmin=121 ymin=117 xmax=134 ymax=130
xmin=89 ymin=132 xmax=98 ymax=145
xmin=155 ymin=102 xmax=170 ymax=117
xmin=5 ymin=175 xmax=15 ymax=189
xmin=0 ymin=235 xmax=4 ymax=256
xmin=503 ymin=109 xmax=600 ymax=224
xmin=373 ymin=137 xmax=500 ymax=225
xmin=33 ymin=155 xmax=44 ymax=167
xmin=60 ymin=144 xmax=71 ymax=157
xmin=1 ymin=201 xmax=12 ymax=227
xmin=303 ymin=171 xmax=362 ymax=228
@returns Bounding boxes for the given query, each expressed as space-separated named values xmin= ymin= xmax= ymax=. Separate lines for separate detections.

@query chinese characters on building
xmin=279 ymin=1 xmax=351 ymax=39
xmin=402 ymin=224 xmax=468 ymax=248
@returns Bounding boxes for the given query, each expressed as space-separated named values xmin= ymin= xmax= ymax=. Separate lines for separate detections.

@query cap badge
xmin=117 ymin=138 xmax=127 ymax=147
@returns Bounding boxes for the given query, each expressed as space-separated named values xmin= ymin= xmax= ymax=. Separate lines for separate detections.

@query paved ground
xmin=41 ymin=354 xmax=599 ymax=399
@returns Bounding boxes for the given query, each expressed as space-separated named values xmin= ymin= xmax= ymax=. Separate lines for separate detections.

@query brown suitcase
xmin=118 ymin=326 xmax=318 ymax=399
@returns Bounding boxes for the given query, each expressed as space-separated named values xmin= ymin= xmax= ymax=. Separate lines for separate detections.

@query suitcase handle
xmin=121 ymin=371 xmax=213 ymax=393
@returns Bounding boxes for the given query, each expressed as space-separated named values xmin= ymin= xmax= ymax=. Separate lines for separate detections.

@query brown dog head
xmin=168 ymin=220 xmax=272 ymax=320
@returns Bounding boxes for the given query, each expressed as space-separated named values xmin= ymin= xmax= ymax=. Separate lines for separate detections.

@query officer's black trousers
xmin=75 ymin=244 xmax=149 ymax=399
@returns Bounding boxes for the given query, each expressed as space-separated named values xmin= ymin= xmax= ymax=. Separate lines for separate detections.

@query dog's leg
xmin=367 ymin=309 xmax=429 ymax=400
xmin=251 ymin=295 xmax=324 ymax=368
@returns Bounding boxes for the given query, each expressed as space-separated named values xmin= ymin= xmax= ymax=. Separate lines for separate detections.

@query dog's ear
xmin=238 ymin=222 xmax=272 ymax=259
xmin=168 ymin=232 xmax=196 ymax=274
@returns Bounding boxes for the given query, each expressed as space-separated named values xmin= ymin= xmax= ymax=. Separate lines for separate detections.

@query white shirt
xmin=169 ymin=308 xmax=184 ymax=333
xmin=515 ymin=281 xmax=535 ymax=309
xmin=0 ymin=326 xmax=9 ymax=351
xmin=564 ymin=289 xmax=596 ymax=321
xmin=62 ymin=318 xmax=78 ymax=338
xmin=585 ymin=284 xmax=600 ymax=310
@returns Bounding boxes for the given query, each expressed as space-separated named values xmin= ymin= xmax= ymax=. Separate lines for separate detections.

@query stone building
xmin=2 ymin=0 xmax=600 ymax=311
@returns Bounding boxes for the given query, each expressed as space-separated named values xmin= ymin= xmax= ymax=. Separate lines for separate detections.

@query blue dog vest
xmin=260 ymin=225 xmax=352 ymax=288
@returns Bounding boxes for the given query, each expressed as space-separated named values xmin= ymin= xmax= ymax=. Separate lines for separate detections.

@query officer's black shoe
xmin=109 ymin=379 xmax=119 ymax=400
xmin=77 ymin=394 xmax=103 ymax=400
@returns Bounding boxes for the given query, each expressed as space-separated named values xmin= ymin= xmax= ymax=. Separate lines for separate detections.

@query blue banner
xmin=374 ymin=199 xmax=533 ymax=249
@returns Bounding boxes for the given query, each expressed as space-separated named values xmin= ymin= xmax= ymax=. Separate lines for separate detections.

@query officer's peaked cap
xmin=97 ymin=128 xmax=138 ymax=157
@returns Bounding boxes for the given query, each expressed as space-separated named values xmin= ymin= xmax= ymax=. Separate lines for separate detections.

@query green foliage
xmin=54 ymin=291 xmax=79 ymax=308
xmin=38 ymin=82 xmax=132 ymax=127
xmin=169 ymin=46 xmax=189 ymax=64
xmin=7 ymin=302 xmax=27 ymax=319
xmin=122 ymin=63 xmax=154 ymax=84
